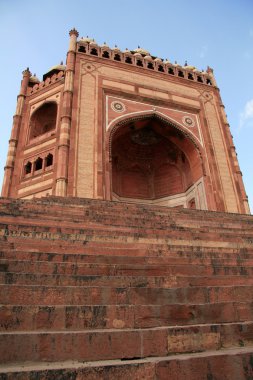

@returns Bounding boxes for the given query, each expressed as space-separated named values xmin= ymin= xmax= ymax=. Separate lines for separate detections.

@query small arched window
xmin=125 ymin=56 xmax=132 ymax=64
xmin=90 ymin=48 xmax=98 ymax=56
xmin=24 ymin=161 xmax=32 ymax=174
xmin=114 ymin=54 xmax=121 ymax=61
xmin=34 ymin=157 xmax=43 ymax=171
xmin=29 ymin=102 xmax=57 ymax=140
xmin=45 ymin=153 xmax=53 ymax=167
xmin=102 ymin=51 xmax=110 ymax=58
xmin=147 ymin=62 xmax=154 ymax=70
xmin=78 ymin=46 xmax=86 ymax=53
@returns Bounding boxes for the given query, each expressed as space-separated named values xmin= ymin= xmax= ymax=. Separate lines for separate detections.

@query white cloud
xmin=239 ymin=99 xmax=253 ymax=129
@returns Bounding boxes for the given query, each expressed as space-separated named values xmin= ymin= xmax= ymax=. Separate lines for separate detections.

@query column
xmin=1 ymin=68 xmax=31 ymax=197
xmin=55 ymin=28 xmax=79 ymax=196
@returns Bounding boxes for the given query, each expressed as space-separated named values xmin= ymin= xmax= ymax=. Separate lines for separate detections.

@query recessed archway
xmin=29 ymin=102 xmax=57 ymax=140
xmin=107 ymin=113 xmax=207 ymax=209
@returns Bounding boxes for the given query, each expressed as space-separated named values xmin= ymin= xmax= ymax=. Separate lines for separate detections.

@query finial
xmin=138 ymin=45 xmax=140 ymax=48
xmin=60 ymin=61 xmax=63 ymax=65
xmin=207 ymin=66 xmax=214 ymax=73
xmin=175 ymin=61 xmax=177 ymax=64
xmin=184 ymin=60 xmax=187 ymax=66
xmin=69 ymin=28 xmax=79 ymax=37
xmin=115 ymin=44 xmax=118 ymax=47
xmin=22 ymin=67 xmax=31 ymax=76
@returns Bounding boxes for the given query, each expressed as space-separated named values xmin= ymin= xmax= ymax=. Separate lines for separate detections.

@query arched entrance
xmin=107 ymin=114 xmax=207 ymax=209
xmin=29 ymin=102 xmax=57 ymax=141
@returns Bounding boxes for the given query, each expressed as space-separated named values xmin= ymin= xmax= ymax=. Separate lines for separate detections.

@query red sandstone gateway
xmin=1 ymin=29 xmax=250 ymax=214
xmin=1 ymin=29 xmax=253 ymax=380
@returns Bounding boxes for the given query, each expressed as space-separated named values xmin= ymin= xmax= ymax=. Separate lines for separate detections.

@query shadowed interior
xmin=29 ymin=102 xmax=57 ymax=140
xmin=111 ymin=116 xmax=202 ymax=201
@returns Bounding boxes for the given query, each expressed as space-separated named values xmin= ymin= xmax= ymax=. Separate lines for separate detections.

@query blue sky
xmin=0 ymin=0 xmax=252 ymax=211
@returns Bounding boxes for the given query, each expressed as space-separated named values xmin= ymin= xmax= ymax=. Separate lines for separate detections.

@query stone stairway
xmin=0 ymin=196 xmax=253 ymax=379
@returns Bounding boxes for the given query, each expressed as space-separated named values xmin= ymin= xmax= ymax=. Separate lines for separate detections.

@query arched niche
xmin=29 ymin=102 xmax=57 ymax=140
xmin=107 ymin=113 xmax=207 ymax=209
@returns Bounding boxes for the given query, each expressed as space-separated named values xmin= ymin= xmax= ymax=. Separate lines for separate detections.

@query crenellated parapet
xmin=27 ymin=69 xmax=65 ymax=95
xmin=77 ymin=38 xmax=215 ymax=87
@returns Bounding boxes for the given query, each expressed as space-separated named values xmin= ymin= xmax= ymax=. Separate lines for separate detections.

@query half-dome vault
xmin=110 ymin=115 xmax=205 ymax=209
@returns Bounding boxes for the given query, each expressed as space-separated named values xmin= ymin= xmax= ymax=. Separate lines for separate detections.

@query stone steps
xmin=1 ymin=218 xmax=253 ymax=242
xmin=1 ymin=196 xmax=253 ymax=378
xmin=1 ymin=322 xmax=253 ymax=364
xmin=2 ymin=249 xmax=253 ymax=265
xmin=1 ymin=302 xmax=253 ymax=332
xmin=1 ymin=197 xmax=253 ymax=234
xmin=2 ymin=272 xmax=253 ymax=289
xmin=1 ymin=196 xmax=252 ymax=223
xmin=1 ymin=347 xmax=253 ymax=380
xmin=2 ymin=284 xmax=253 ymax=306
xmin=2 ymin=243 xmax=253 ymax=259
xmin=2 ymin=258 xmax=253 ymax=278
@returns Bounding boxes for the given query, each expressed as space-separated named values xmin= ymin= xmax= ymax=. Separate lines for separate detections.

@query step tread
xmin=1 ymin=346 xmax=253 ymax=373
xmin=1 ymin=320 xmax=253 ymax=335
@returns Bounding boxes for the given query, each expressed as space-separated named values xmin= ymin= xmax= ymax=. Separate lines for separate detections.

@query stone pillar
xmin=206 ymin=66 xmax=218 ymax=87
xmin=217 ymin=90 xmax=250 ymax=214
xmin=1 ymin=68 xmax=31 ymax=197
xmin=55 ymin=28 xmax=79 ymax=196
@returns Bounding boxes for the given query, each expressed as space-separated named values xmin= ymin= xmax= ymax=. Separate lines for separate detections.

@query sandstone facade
xmin=1 ymin=29 xmax=250 ymax=214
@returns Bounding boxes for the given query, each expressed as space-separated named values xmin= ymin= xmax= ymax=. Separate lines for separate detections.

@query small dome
xmin=79 ymin=36 xmax=95 ymax=44
xmin=29 ymin=74 xmax=40 ymax=84
xmin=113 ymin=45 xmax=121 ymax=52
xmin=185 ymin=65 xmax=196 ymax=70
xmin=101 ymin=42 xmax=109 ymax=48
xmin=154 ymin=57 xmax=162 ymax=63
xmin=134 ymin=52 xmax=142 ymax=57
xmin=89 ymin=39 xmax=98 ymax=46
xmin=144 ymin=55 xmax=152 ymax=61
xmin=43 ymin=62 xmax=66 ymax=81
xmin=134 ymin=47 xmax=150 ymax=55
xmin=48 ymin=63 xmax=66 ymax=72
xmin=124 ymin=48 xmax=131 ymax=53
xmin=163 ymin=59 xmax=170 ymax=64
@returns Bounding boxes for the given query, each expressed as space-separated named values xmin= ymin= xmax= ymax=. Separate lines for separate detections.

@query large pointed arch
xmin=104 ymin=110 xmax=209 ymax=209
xmin=106 ymin=110 xmax=205 ymax=159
